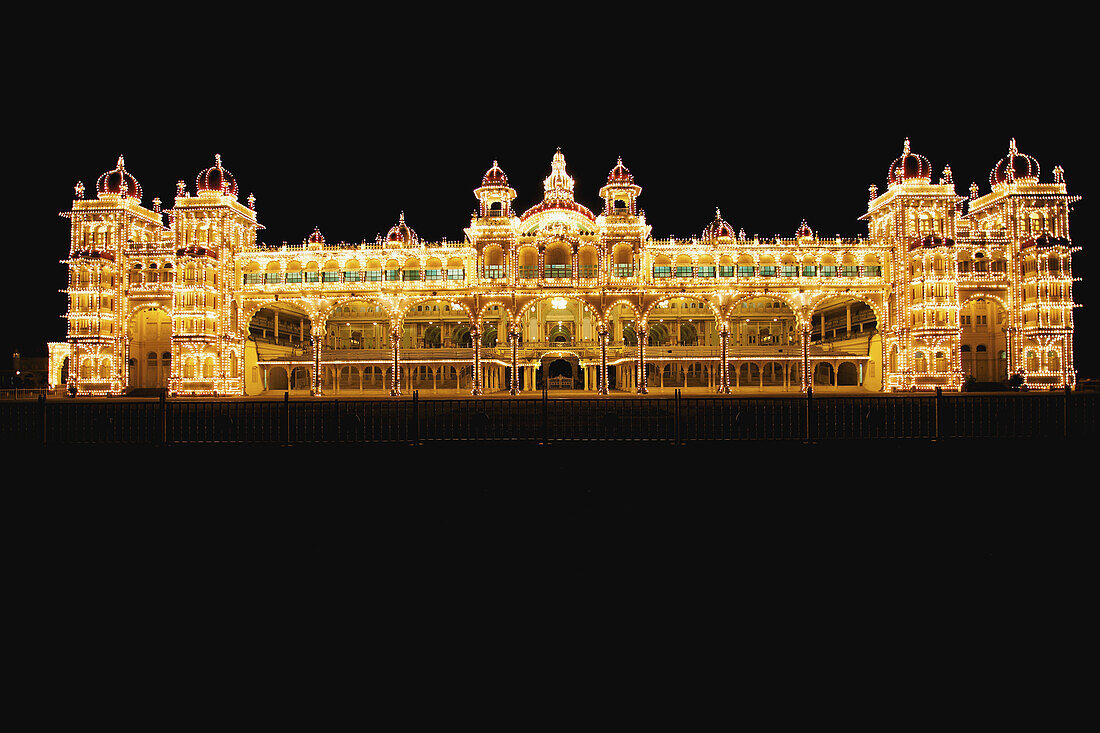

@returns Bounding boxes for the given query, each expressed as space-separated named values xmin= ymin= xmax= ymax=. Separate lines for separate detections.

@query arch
xmin=837 ymin=361 xmax=859 ymax=386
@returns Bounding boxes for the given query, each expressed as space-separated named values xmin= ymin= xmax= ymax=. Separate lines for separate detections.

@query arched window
xmin=914 ymin=351 xmax=927 ymax=372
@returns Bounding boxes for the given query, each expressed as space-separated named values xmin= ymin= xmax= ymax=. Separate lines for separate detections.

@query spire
xmin=941 ymin=165 xmax=953 ymax=184
xmin=902 ymin=138 xmax=911 ymax=156
xmin=543 ymin=149 xmax=575 ymax=202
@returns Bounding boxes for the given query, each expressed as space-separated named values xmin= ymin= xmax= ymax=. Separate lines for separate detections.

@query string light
xmin=50 ymin=144 xmax=1082 ymax=395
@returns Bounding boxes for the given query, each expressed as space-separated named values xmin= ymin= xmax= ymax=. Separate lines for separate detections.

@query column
xmin=846 ymin=304 xmax=852 ymax=336
xmin=311 ymin=330 xmax=321 ymax=396
xmin=637 ymin=326 xmax=648 ymax=394
xmin=801 ymin=327 xmax=810 ymax=392
xmin=390 ymin=325 xmax=401 ymax=396
xmin=509 ymin=329 xmax=519 ymax=395
xmin=598 ymin=328 xmax=609 ymax=395
xmin=718 ymin=326 xmax=730 ymax=393
xmin=470 ymin=327 xmax=482 ymax=395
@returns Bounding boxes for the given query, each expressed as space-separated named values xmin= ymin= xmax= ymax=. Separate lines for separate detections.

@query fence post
xmin=540 ymin=386 xmax=548 ymax=445
xmin=668 ymin=387 xmax=677 ymax=444
xmin=805 ymin=386 xmax=813 ymax=443
xmin=934 ymin=387 xmax=941 ymax=441
xmin=284 ymin=391 xmax=291 ymax=446
xmin=39 ymin=393 xmax=46 ymax=447
xmin=159 ymin=392 xmax=167 ymax=445
xmin=1064 ymin=385 xmax=1070 ymax=439
xmin=412 ymin=390 xmax=419 ymax=446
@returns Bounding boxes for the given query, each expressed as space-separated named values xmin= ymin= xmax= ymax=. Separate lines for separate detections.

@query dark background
xmin=8 ymin=12 xmax=1094 ymax=377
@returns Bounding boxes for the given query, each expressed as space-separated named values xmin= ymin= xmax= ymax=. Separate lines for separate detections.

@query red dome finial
xmin=196 ymin=154 xmax=238 ymax=198
xmin=796 ymin=219 xmax=814 ymax=240
xmin=96 ymin=155 xmax=142 ymax=200
xmin=990 ymin=138 xmax=1040 ymax=187
xmin=607 ymin=156 xmax=633 ymax=184
xmin=888 ymin=138 xmax=932 ymax=185
xmin=482 ymin=160 xmax=508 ymax=186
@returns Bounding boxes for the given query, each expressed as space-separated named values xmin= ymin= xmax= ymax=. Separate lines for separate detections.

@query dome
xmin=196 ymin=154 xmax=238 ymax=197
xmin=990 ymin=139 xmax=1040 ymax=187
xmin=96 ymin=155 xmax=141 ymax=200
xmin=607 ymin=157 xmax=634 ymax=184
xmin=385 ymin=212 xmax=418 ymax=246
xmin=481 ymin=160 xmax=508 ymax=186
xmin=888 ymin=138 xmax=932 ymax=185
xmin=703 ymin=208 xmax=735 ymax=240
xmin=796 ymin=219 xmax=814 ymax=239
xmin=306 ymin=227 xmax=325 ymax=246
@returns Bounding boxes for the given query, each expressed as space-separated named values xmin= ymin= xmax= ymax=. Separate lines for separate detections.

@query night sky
xmin=11 ymin=18 xmax=1094 ymax=376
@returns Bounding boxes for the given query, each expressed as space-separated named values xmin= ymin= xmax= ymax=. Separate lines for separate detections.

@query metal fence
xmin=1 ymin=390 xmax=1096 ymax=445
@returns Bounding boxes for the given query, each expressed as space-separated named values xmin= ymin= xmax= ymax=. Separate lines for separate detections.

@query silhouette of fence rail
xmin=2 ymin=390 xmax=1095 ymax=445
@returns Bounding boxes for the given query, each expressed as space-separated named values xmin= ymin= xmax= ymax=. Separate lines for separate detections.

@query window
xmin=719 ymin=265 xmax=735 ymax=277
xmin=447 ymin=268 xmax=464 ymax=280
xmin=961 ymin=315 xmax=971 ymax=325
xmin=486 ymin=265 xmax=504 ymax=279
xmin=653 ymin=266 xmax=672 ymax=278
xmin=843 ymin=266 xmax=859 ymax=277
xmin=782 ymin=265 xmax=798 ymax=277
xmin=578 ymin=265 xmax=597 ymax=278
xmin=865 ymin=265 xmax=882 ymax=277
xmin=518 ymin=265 xmax=537 ymax=279
xmin=425 ymin=269 xmax=442 ymax=281
xmin=820 ymin=266 xmax=837 ymax=277
xmin=343 ymin=271 xmax=359 ymax=282
xmin=403 ymin=270 xmax=420 ymax=281
xmin=698 ymin=266 xmax=716 ymax=277
xmin=322 ymin=271 xmax=339 ymax=282
xmin=761 ymin=266 xmax=777 ymax=277
xmin=385 ymin=270 xmax=400 ymax=281
xmin=802 ymin=265 xmax=817 ymax=277
xmin=264 ymin=272 xmax=282 ymax=284
xmin=363 ymin=270 xmax=382 ymax=282
xmin=305 ymin=272 xmax=320 ymax=283
xmin=546 ymin=264 xmax=568 ymax=278
xmin=244 ymin=272 xmax=262 ymax=284
xmin=676 ymin=265 xmax=693 ymax=278
xmin=977 ymin=315 xmax=987 ymax=325
xmin=737 ymin=265 xmax=754 ymax=277
xmin=286 ymin=272 xmax=302 ymax=283
xmin=615 ymin=264 xmax=634 ymax=277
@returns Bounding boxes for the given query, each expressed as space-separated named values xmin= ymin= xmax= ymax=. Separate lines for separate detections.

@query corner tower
xmin=168 ymin=155 xmax=261 ymax=395
xmin=861 ymin=139 xmax=964 ymax=390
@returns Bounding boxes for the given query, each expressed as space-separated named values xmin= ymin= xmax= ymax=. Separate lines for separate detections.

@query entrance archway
xmin=127 ymin=306 xmax=171 ymax=390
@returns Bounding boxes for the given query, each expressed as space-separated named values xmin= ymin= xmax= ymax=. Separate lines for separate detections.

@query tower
xmin=168 ymin=155 xmax=260 ymax=395
xmin=469 ymin=161 xmax=517 ymax=282
xmin=598 ymin=157 xmax=649 ymax=281
xmin=61 ymin=156 xmax=164 ymax=395
xmin=965 ymin=140 xmax=1080 ymax=387
xmin=861 ymin=139 xmax=964 ymax=390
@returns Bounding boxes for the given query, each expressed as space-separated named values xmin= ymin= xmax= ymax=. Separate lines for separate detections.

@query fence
xmin=1 ymin=389 xmax=1095 ymax=445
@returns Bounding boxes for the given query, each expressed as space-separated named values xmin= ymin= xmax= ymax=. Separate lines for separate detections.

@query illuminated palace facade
xmin=50 ymin=141 xmax=1080 ymax=396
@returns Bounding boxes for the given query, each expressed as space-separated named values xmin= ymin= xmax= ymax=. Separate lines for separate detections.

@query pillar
xmin=390 ymin=325 xmax=401 ymax=396
xmin=509 ymin=329 xmax=519 ymax=395
xmin=310 ymin=329 xmax=322 ymax=395
xmin=801 ymin=327 xmax=810 ymax=392
xmin=637 ymin=326 xmax=648 ymax=394
xmin=470 ymin=327 xmax=482 ymax=395
xmin=718 ymin=326 xmax=731 ymax=393
xmin=598 ymin=328 xmax=609 ymax=395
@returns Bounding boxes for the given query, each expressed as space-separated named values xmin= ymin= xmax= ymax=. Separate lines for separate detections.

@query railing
xmin=4 ymin=390 xmax=1095 ymax=445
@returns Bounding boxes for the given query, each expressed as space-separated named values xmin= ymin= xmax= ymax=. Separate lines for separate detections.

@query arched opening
xmin=248 ymin=302 xmax=312 ymax=395
xmin=127 ymin=306 xmax=171 ymax=390
xmin=544 ymin=241 xmax=572 ymax=279
xmin=731 ymin=296 xmax=797 ymax=346
xmin=960 ymin=297 xmax=1008 ymax=383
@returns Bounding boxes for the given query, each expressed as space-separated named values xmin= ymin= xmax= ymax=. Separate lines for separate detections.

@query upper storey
xmin=861 ymin=138 xmax=1080 ymax=249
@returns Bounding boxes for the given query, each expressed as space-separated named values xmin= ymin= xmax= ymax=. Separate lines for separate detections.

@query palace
xmin=49 ymin=142 xmax=1080 ymax=396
